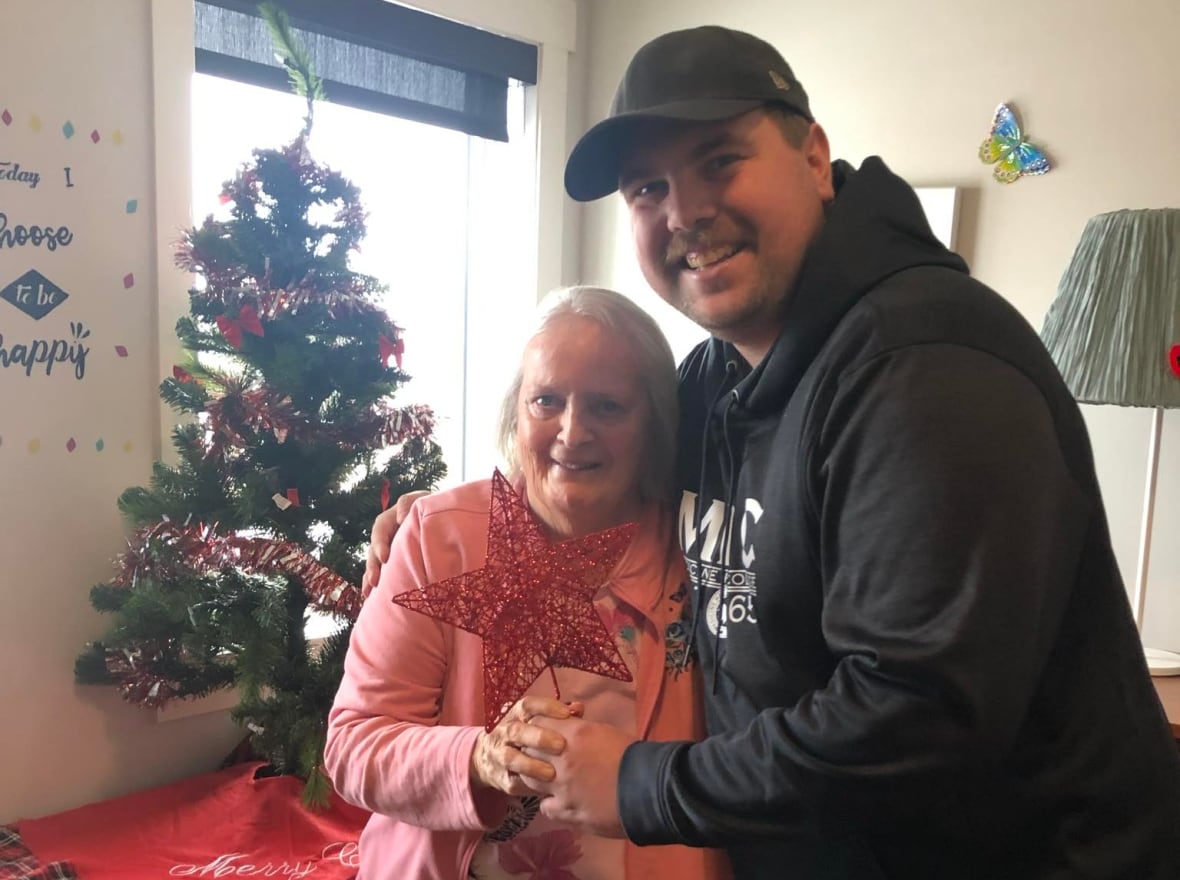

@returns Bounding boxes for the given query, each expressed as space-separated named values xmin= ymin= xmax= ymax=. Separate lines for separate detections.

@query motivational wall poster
xmin=0 ymin=104 xmax=148 ymax=456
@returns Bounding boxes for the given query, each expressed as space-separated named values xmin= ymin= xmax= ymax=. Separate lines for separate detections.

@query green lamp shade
xmin=1041 ymin=208 xmax=1180 ymax=408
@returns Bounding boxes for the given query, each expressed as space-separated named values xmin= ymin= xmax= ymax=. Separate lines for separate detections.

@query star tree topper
xmin=391 ymin=470 xmax=638 ymax=730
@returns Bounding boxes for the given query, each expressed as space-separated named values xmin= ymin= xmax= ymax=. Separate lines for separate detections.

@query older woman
xmin=324 ymin=287 xmax=727 ymax=880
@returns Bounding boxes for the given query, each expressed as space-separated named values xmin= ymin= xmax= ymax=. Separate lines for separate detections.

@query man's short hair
xmin=766 ymin=105 xmax=812 ymax=149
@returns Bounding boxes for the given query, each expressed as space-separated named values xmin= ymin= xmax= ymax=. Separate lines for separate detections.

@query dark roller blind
xmin=194 ymin=0 xmax=538 ymax=142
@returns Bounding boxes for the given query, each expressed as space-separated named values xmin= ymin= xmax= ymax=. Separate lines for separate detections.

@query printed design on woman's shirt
xmin=679 ymin=490 xmax=762 ymax=639
xmin=496 ymin=828 xmax=583 ymax=878
xmin=598 ymin=602 xmax=641 ymax=668
xmin=484 ymin=796 xmax=540 ymax=842
xmin=664 ymin=618 xmax=692 ymax=672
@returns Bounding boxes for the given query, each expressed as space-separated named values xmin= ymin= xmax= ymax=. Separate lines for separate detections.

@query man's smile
xmin=684 ymin=244 xmax=740 ymax=270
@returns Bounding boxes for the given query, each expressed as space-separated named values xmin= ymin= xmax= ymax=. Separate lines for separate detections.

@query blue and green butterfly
xmin=979 ymin=103 xmax=1050 ymax=183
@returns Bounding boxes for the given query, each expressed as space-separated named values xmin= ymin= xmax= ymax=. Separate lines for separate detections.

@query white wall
xmin=575 ymin=0 xmax=1180 ymax=652
xmin=0 ymin=0 xmax=579 ymax=823
xmin=0 ymin=0 xmax=242 ymax=823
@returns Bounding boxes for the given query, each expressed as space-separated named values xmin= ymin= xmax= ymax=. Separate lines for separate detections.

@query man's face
xmin=619 ymin=110 xmax=834 ymax=364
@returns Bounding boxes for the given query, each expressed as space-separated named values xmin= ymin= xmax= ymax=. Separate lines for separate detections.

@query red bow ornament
xmin=216 ymin=305 xmax=265 ymax=349
xmin=379 ymin=333 xmax=404 ymax=370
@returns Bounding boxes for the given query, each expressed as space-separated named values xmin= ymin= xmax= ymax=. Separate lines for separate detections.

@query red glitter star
xmin=391 ymin=470 xmax=638 ymax=730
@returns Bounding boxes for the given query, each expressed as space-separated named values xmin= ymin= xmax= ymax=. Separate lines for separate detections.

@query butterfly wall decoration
xmin=979 ymin=103 xmax=1051 ymax=184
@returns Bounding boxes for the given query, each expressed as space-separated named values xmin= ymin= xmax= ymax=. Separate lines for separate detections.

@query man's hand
xmin=522 ymin=716 xmax=634 ymax=838
xmin=470 ymin=696 xmax=575 ymax=796
xmin=362 ymin=491 xmax=429 ymax=597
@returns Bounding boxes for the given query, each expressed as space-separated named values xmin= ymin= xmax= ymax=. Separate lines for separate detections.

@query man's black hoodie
xmin=618 ymin=157 xmax=1180 ymax=878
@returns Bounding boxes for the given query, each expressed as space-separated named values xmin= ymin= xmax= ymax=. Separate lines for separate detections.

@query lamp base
xmin=1145 ymin=646 xmax=1180 ymax=676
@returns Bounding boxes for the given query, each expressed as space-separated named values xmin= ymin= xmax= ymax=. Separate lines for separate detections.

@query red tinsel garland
xmin=198 ymin=381 xmax=434 ymax=458
xmin=201 ymin=379 xmax=303 ymax=455
xmin=113 ymin=520 xmax=361 ymax=619
xmin=105 ymin=521 xmax=363 ymax=707
xmin=103 ymin=643 xmax=184 ymax=708
xmin=103 ymin=521 xmax=363 ymax=709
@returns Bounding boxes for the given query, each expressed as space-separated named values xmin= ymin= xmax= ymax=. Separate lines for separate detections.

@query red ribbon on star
xmin=391 ymin=470 xmax=637 ymax=730
xmin=379 ymin=333 xmax=404 ymax=369
xmin=216 ymin=304 xmax=265 ymax=349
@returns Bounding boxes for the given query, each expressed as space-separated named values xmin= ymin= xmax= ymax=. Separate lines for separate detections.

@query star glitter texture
xmin=391 ymin=470 xmax=638 ymax=730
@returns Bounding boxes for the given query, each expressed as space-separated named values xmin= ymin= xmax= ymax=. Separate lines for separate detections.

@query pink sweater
xmin=324 ymin=479 xmax=728 ymax=880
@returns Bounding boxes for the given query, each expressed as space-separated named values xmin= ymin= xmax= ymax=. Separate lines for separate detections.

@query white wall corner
xmin=150 ymin=0 xmax=196 ymax=464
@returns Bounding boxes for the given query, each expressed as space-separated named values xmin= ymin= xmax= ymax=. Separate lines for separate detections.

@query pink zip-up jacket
xmin=324 ymin=478 xmax=729 ymax=880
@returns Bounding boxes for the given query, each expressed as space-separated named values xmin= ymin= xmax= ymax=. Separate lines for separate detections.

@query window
xmin=193 ymin=0 xmax=537 ymax=142
xmin=190 ymin=1 xmax=543 ymax=484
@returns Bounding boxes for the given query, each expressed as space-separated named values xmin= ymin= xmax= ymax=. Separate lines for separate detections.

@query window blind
xmin=194 ymin=0 xmax=538 ymax=142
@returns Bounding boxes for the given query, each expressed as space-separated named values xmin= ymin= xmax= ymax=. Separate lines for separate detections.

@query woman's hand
xmin=470 ymin=697 xmax=583 ymax=796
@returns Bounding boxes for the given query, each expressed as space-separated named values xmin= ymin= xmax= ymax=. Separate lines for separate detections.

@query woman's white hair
xmin=495 ymin=286 xmax=679 ymax=503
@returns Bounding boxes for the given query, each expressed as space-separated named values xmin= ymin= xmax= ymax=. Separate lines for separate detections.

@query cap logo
xmin=768 ymin=70 xmax=790 ymax=91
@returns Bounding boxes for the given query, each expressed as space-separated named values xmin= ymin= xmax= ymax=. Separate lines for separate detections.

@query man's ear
xmin=803 ymin=123 xmax=835 ymax=202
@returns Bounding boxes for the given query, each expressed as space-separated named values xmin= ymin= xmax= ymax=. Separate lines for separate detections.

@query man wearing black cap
xmin=524 ymin=23 xmax=1180 ymax=879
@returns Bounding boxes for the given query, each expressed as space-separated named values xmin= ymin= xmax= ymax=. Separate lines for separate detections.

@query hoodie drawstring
xmin=681 ymin=359 xmax=740 ymax=683
xmin=709 ymin=390 xmax=742 ymax=694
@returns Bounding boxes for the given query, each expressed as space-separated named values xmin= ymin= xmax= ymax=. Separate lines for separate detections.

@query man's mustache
xmin=663 ymin=227 xmax=739 ymax=267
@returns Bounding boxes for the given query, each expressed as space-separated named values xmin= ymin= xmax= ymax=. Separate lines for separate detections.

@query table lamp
xmin=1040 ymin=208 xmax=1180 ymax=675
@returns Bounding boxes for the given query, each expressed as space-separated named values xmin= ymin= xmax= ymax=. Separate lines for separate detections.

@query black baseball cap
xmin=564 ymin=26 xmax=813 ymax=202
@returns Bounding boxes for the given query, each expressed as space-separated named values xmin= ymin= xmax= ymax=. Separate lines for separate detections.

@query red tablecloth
xmin=13 ymin=763 xmax=368 ymax=880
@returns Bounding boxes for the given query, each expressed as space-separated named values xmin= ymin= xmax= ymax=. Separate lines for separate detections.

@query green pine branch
xmin=258 ymin=1 xmax=325 ymax=138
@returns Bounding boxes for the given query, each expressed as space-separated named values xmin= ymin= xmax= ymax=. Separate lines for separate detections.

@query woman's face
xmin=516 ymin=314 xmax=649 ymax=539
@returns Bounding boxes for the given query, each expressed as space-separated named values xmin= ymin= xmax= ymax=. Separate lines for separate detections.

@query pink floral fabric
xmin=497 ymin=829 xmax=584 ymax=880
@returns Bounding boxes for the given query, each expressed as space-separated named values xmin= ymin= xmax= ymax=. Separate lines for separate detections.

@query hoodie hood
xmin=731 ymin=156 xmax=969 ymax=416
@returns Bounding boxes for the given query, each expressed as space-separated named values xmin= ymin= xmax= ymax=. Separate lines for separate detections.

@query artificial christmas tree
xmin=75 ymin=7 xmax=445 ymax=806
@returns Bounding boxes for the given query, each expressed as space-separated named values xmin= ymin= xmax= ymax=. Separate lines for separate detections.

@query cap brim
xmin=564 ymin=98 xmax=766 ymax=202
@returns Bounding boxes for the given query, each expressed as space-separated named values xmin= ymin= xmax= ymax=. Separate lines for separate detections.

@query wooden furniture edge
xmin=1152 ymin=674 xmax=1180 ymax=739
